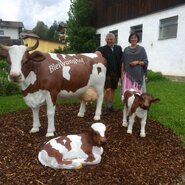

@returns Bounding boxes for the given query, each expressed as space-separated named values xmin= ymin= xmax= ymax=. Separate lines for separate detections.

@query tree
xmin=66 ymin=0 xmax=96 ymax=53
xmin=32 ymin=21 xmax=48 ymax=39
xmin=47 ymin=21 xmax=60 ymax=42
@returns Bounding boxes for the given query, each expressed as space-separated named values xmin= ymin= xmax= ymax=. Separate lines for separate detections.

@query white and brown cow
xmin=122 ymin=89 xmax=160 ymax=137
xmin=38 ymin=122 xmax=107 ymax=169
xmin=0 ymin=39 xmax=106 ymax=137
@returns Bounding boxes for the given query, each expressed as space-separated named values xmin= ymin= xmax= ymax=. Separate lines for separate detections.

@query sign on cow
xmin=0 ymin=39 xmax=107 ymax=137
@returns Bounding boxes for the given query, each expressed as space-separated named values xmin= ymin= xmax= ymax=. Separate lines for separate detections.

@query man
xmin=96 ymin=33 xmax=122 ymax=114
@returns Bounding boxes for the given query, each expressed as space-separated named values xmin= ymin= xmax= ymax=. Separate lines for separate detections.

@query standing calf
xmin=122 ymin=90 xmax=160 ymax=137
xmin=38 ymin=122 xmax=107 ymax=169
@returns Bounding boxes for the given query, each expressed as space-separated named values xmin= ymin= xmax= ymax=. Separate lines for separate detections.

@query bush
xmin=147 ymin=70 xmax=168 ymax=82
xmin=0 ymin=59 xmax=8 ymax=69
xmin=0 ymin=78 xmax=21 ymax=96
xmin=0 ymin=60 xmax=21 ymax=96
xmin=53 ymin=46 xmax=75 ymax=54
xmin=0 ymin=60 xmax=8 ymax=78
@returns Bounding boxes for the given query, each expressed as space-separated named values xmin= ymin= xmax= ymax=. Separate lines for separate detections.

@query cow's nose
xmin=142 ymin=105 xmax=149 ymax=110
xmin=9 ymin=73 xmax=22 ymax=82
xmin=100 ymin=141 xmax=107 ymax=146
xmin=100 ymin=138 xmax=107 ymax=145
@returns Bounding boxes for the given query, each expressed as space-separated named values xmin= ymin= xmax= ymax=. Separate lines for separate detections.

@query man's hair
xmin=106 ymin=33 xmax=115 ymax=39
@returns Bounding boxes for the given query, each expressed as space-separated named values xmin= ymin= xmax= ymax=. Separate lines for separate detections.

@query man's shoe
xmin=103 ymin=107 xmax=119 ymax=115
xmin=108 ymin=107 xmax=114 ymax=112
xmin=103 ymin=107 xmax=111 ymax=115
xmin=108 ymin=107 xmax=119 ymax=113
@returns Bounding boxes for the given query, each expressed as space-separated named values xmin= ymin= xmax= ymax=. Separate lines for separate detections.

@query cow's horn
xmin=0 ymin=43 xmax=10 ymax=50
xmin=27 ymin=39 xmax=39 ymax=51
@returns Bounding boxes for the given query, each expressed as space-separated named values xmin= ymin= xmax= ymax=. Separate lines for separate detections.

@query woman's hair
xmin=128 ymin=32 xmax=140 ymax=43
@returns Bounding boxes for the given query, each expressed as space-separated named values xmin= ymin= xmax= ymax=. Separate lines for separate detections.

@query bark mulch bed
xmin=0 ymin=104 xmax=185 ymax=185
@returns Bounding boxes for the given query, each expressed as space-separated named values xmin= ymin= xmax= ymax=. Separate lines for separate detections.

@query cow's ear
xmin=91 ymin=128 xmax=98 ymax=135
xmin=151 ymin=98 xmax=160 ymax=103
xmin=134 ymin=93 xmax=142 ymax=100
xmin=29 ymin=51 xmax=45 ymax=62
xmin=0 ymin=50 xmax=8 ymax=59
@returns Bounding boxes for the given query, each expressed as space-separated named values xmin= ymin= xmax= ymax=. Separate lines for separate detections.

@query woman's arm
xmin=121 ymin=63 xmax=124 ymax=80
xmin=120 ymin=50 xmax=125 ymax=80
xmin=130 ymin=47 xmax=148 ymax=67
xmin=130 ymin=60 xmax=144 ymax=66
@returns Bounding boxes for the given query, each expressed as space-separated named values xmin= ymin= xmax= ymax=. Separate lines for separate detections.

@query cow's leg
xmin=140 ymin=117 xmax=147 ymax=137
xmin=85 ymin=154 xmax=101 ymax=165
xmin=122 ymin=105 xmax=128 ymax=127
xmin=92 ymin=155 xmax=101 ymax=164
xmin=30 ymin=107 xmax=41 ymax=133
xmin=45 ymin=92 xmax=56 ymax=137
xmin=127 ymin=114 xmax=135 ymax=134
xmin=77 ymin=100 xmax=86 ymax=117
xmin=93 ymin=86 xmax=104 ymax=120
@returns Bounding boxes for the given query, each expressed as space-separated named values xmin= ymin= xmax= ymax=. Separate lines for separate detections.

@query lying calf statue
xmin=122 ymin=90 xmax=160 ymax=137
xmin=38 ymin=122 xmax=107 ymax=169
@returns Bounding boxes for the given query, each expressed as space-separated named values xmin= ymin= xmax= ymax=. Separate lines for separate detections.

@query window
xmin=95 ymin=34 xmax=101 ymax=48
xmin=0 ymin=30 xmax=4 ymax=35
xmin=159 ymin=16 xmax=178 ymax=40
xmin=109 ymin=30 xmax=118 ymax=44
xmin=130 ymin=24 xmax=143 ymax=42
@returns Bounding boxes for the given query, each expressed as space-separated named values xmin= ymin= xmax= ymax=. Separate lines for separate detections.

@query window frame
xmin=130 ymin=24 xmax=143 ymax=43
xmin=95 ymin=33 xmax=101 ymax=48
xmin=159 ymin=15 xmax=178 ymax=40
xmin=109 ymin=30 xmax=118 ymax=44
xmin=0 ymin=30 xmax=4 ymax=35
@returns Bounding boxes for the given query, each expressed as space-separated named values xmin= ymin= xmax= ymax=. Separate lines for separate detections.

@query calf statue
xmin=38 ymin=122 xmax=107 ymax=169
xmin=122 ymin=89 xmax=160 ymax=137
xmin=0 ymin=38 xmax=106 ymax=136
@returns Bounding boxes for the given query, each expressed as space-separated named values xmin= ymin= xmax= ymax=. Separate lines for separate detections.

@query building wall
xmin=93 ymin=0 xmax=185 ymax=28
xmin=23 ymin=38 xmax=65 ymax=53
xmin=0 ymin=27 xmax=19 ymax=39
xmin=96 ymin=4 xmax=185 ymax=77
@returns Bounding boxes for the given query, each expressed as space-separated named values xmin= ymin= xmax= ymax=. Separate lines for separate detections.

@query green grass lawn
xmin=0 ymin=80 xmax=185 ymax=143
xmin=147 ymin=80 xmax=185 ymax=142
xmin=0 ymin=95 xmax=28 ymax=114
xmin=0 ymin=95 xmax=79 ymax=115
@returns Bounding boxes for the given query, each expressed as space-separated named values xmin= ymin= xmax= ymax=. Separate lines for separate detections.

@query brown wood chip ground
xmin=0 ymin=104 xmax=185 ymax=185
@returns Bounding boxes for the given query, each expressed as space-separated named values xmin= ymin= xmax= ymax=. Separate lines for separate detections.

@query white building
xmin=0 ymin=19 xmax=24 ymax=45
xmin=96 ymin=3 xmax=185 ymax=78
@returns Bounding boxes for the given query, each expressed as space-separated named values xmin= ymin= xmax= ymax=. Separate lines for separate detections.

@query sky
xmin=0 ymin=0 xmax=71 ymax=30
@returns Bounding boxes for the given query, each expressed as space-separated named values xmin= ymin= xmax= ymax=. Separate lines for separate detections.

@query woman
xmin=121 ymin=32 xmax=148 ymax=95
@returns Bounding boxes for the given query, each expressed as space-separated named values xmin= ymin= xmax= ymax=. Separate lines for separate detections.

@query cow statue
xmin=38 ymin=122 xmax=107 ymax=169
xmin=122 ymin=89 xmax=160 ymax=137
xmin=0 ymin=39 xmax=106 ymax=137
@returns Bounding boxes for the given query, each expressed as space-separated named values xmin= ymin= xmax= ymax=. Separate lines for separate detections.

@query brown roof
xmin=20 ymin=32 xmax=40 ymax=39
xmin=59 ymin=21 xmax=67 ymax=28
xmin=0 ymin=19 xmax=24 ymax=28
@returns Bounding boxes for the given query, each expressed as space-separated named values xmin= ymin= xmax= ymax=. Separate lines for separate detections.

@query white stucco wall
xmin=0 ymin=27 xmax=19 ymax=39
xmin=96 ymin=4 xmax=185 ymax=77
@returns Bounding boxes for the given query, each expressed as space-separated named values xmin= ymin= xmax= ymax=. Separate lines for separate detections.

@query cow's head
xmin=135 ymin=93 xmax=160 ymax=110
xmin=0 ymin=39 xmax=45 ymax=83
xmin=91 ymin=122 xmax=107 ymax=146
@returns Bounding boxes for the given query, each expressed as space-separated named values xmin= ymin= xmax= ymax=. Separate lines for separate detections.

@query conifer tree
xmin=32 ymin=21 xmax=48 ymax=39
xmin=66 ymin=0 xmax=96 ymax=53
